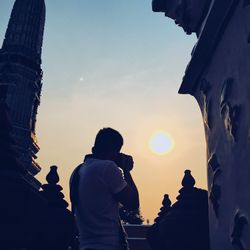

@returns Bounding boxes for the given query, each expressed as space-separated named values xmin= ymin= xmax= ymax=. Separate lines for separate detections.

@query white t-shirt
xmin=74 ymin=158 xmax=127 ymax=250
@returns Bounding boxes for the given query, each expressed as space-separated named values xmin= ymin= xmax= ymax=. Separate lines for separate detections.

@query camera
xmin=115 ymin=153 xmax=134 ymax=172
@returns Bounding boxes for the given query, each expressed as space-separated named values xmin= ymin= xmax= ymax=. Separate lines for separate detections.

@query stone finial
xmin=147 ymin=194 xmax=172 ymax=250
xmin=181 ymin=169 xmax=196 ymax=188
xmin=41 ymin=166 xmax=69 ymax=209
xmin=152 ymin=0 xmax=212 ymax=35
xmin=46 ymin=165 xmax=60 ymax=184
xmin=162 ymin=194 xmax=171 ymax=207
xmin=154 ymin=194 xmax=172 ymax=223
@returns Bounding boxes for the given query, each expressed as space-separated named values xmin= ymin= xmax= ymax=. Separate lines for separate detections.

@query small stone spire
xmin=154 ymin=194 xmax=172 ymax=223
xmin=181 ymin=169 xmax=196 ymax=188
xmin=147 ymin=170 xmax=210 ymax=250
xmin=41 ymin=166 xmax=69 ymax=209
xmin=46 ymin=165 xmax=60 ymax=184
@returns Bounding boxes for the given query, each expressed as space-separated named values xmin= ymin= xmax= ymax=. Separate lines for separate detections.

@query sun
xmin=149 ymin=130 xmax=174 ymax=155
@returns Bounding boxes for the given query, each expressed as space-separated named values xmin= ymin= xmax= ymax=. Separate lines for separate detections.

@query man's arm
xmin=114 ymin=155 xmax=139 ymax=210
xmin=114 ymin=171 xmax=139 ymax=210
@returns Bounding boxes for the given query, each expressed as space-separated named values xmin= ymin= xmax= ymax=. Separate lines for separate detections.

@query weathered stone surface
xmin=152 ymin=0 xmax=212 ymax=35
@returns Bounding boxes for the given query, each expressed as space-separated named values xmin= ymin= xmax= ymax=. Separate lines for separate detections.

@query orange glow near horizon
xmin=36 ymin=104 xmax=208 ymax=224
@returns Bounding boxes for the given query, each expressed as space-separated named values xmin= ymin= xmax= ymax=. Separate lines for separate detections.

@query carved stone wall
xmin=193 ymin=2 xmax=250 ymax=249
xmin=153 ymin=0 xmax=250 ymax=249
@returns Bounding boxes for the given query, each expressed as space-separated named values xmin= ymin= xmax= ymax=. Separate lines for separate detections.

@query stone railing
xmin=124 ymin=224 xmax=152 ymax=250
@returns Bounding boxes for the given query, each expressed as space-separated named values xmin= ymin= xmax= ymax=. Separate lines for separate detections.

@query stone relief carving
xmin=231 ymin=211 xmax=248 ymax=250
xmin=208 ymin=153 xmax=221 ymax=217
xmin=200 ymin=78 xmax=212 ymax=129
xmin=152 ymin=0 xmax=212 ymax=35
xmin=243 ymin=0 xmax=250 ymax=7
xmin=220 ymin=78 xmax=241 ymax=141
xmin=220 ymin=78 xmax=233 ymax=113
xmin=221 ymin=104 xmax=241 ymax=141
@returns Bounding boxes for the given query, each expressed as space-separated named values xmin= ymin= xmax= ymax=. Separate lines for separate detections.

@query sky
xmin=1 ymin=0 xmax=207 ymax=223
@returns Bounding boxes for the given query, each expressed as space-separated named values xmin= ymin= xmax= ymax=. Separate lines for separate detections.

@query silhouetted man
xmin=70 ymin=128 xmax=139 ymax=250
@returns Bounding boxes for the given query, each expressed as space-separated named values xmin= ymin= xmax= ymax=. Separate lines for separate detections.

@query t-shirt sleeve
xmin=103 ymin=162 xmax=127 ymax=195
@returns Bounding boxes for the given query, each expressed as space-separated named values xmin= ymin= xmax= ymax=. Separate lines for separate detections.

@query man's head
xmin=92 ymin=127 xmax=123 ymax=160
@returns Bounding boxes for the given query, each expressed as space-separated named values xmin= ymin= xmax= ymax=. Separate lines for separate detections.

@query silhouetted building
xmin=147 ymin=170 xmax=209 ymax=250
xmin=0 ymin=102 xmax=75 ymax=249
xmin=0 ymin=0 xmax=46 ymax=187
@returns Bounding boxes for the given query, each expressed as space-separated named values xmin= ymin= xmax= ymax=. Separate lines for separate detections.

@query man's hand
xmin=117 ymin=153 xmax=134 ymax=172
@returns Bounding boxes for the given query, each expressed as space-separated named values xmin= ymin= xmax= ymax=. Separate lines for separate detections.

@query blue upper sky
xmin=1 ymin=0 xmax=196 ymax=94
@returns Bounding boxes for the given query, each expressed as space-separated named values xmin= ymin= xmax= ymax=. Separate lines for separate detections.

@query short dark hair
xmin=92 ymin=127 xmax=123 ymax=154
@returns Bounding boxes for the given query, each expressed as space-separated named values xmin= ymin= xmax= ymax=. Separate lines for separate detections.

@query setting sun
xmin=149 ymin=130 xmax=175 ymax=155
